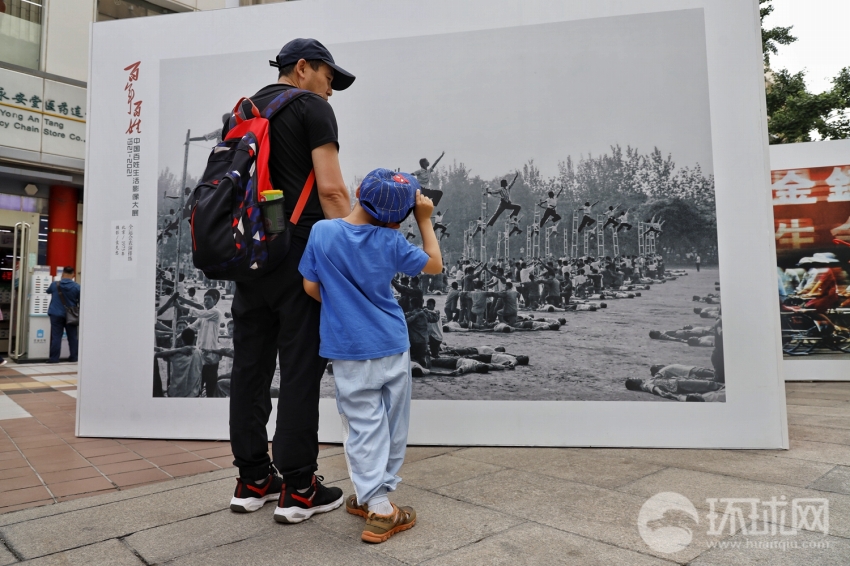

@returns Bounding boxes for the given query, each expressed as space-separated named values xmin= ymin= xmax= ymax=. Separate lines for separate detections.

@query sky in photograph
xmin=158 ymin=8 xmax=713 ymax=186
xmin=765 ymin=0 xmax=850 ymax=94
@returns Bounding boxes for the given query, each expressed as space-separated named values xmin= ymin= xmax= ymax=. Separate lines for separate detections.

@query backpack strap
xmin=290 ymin=169 xmax=315 ymax=226
xmin=258 ymin=88 xmax=318 ymax=227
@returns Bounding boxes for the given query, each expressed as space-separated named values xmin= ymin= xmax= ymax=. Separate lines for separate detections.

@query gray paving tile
xmin=316 ymin=453 xmax=351 ymax=483
xmin=403 ymin=446 xmax=464 ymax=464
xmin=453 ymin=447 xmax=665 ymax=489
xmin=17 ymin=539 xmax=142 ymax=565
xmin=318 ymin=445 xmax=345 ymax=459
xmin=789 ymin=425 xmax=850 ymax=446
xmin=314 ymin=479 xmax=522 ymax=565
xmin=788 ymin=405 xmax=850 ymax=418
xmin=1 ymin=477 xmax=235 ymax=559
xmin=754 ymin=440 xmax=850 ymax=467
xmin=785 ymin=397 xmax=849 ymax=408
xmin=400 ymin=453 xmax=503 ymax=490
xmin=619 ymin=467 xmax=850 ymax=538
xmin=808 ymin=466 xmax=850 ymax=495
xmin=125 ymin=508 xmax=277 ymax=564
xmin=788 ymin=413 xmax=850 ymax=430
xmin=165 ymin=520 xmax=401 ymax=566
xmin=0 ymin=468 xmax=238 ymax=528
xmin=421 ymin=521 xmax=673 ymax=566
xmin=690 ymin=530 xmax=849 ymax=565
xmin=0 ymin=545 xmax=16 ymax=566
xmin=435 ymin=468 xmax=720 ymax=563
xmin=585 ymin=448 xmax=833 ymax=489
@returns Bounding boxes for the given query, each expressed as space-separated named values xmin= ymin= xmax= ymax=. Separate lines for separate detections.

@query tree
xmin=761 ymin=0 xmax=850 ymax=143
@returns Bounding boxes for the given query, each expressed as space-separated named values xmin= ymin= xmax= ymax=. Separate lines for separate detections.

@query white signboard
xmin=771 ymin=139 xmax=850 ymax=382
xmin=80 ymin=0 xmax=788 ymax=448
xmin=0 ymin=67 xmax=87 ymax=160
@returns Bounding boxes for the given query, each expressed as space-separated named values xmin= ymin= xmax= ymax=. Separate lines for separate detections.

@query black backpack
xmin=189 ymin=88 xmax=315 ymax=281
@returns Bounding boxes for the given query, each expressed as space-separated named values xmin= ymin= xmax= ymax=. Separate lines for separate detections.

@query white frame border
xmin=78 ymin=0 xmax=788 ymax=448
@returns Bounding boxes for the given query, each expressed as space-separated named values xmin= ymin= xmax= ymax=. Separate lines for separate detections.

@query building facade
xmin=0 ymin=0 xmax=298 ymax=353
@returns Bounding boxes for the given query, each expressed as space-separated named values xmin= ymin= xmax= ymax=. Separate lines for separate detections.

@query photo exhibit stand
xmin=79 ymin=0 xmax=788 ymax=448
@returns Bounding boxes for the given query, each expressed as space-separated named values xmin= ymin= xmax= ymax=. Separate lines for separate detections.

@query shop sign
xmin=0 ymin=67 xmax=86 ymax=161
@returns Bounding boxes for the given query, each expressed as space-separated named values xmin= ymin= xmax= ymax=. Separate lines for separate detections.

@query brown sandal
xmin=361 ymin=503 xmax=416 ymax=543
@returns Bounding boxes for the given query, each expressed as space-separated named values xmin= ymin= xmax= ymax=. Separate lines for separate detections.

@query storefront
xmin=0 ymin=65 xmax=85 ymax=357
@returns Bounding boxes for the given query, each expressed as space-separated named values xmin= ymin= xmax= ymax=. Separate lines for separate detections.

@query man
xmin=225 ymin=39 xmax=354 ymax=519
xmin=471 ymin=216 xmax=486 ymax=237
xmin=508 ymin=215 xmax=523 ymax=237
xmin=177 ymin=289 xmax=224 ymax=397
xmin=695 ymin=253 xmax=701 ymax=272
xmin=615 ymin=209 xmax=633 ymax=232
xmin=537 ymin=191 xmax=562 ymax=227
xmin=413 ymin=152 xmax=445 ymax=204
xmin=432 ymin=211 xmax=450 ymax=239
xmin=495 ymin=281 xmax=520 ymax=325
xmin=577 ymin=201 xmax=598 ymax=232
xmin=486 ymin=173 xmax=521 ymax=226
xmin=392 ymin=276 xmax=424 ymax=313
xmin=46 ymin=266 xmax=80 ymax=364
xmin=601 ymin=205 xmax=619 ymax=230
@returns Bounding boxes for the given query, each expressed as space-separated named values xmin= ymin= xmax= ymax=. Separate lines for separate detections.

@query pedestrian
xmin=225 ymin=38 xmax=355 ymax=519
xmin=695 ymin=253 xmax=701 ymax=272
xmin=299 ymin=168 xmax=442 ymax=542
xmin=45 ymin=266 xmax=80 ymax=363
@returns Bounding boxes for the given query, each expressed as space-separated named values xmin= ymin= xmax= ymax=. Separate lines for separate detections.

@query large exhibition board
xmin=79 ymin=0 xmax=788 ymax=448
xmin=771 ymin=139 xmax=850 ymax=381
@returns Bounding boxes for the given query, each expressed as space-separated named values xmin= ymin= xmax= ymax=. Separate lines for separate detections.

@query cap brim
xmin=325 ymin=61 xmax=356 ymax=91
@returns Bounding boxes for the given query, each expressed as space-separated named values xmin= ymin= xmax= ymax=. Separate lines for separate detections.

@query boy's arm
xmin=176 ymin=295 xmax=204 ymax=310
xmin=430 ymin=151 xmax=445 ymax=171
xmin=303 ymin=278 xmax=322 ymax=303
xmin=414 ymin=190 xmax=443 ymax=275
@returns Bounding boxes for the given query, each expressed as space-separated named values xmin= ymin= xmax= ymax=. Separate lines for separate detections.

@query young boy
xmin=299 ymin=168 xmax=442 ymax=543
xmin=154 ymin=328 xmax=203 ymax=398
xmin=424 ymin=298 xmax=443 ymax=358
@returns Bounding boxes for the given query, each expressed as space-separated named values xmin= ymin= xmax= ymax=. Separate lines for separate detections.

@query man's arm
xmin=303 ymin=278 xmax=321 ymax=303
xmin=312 ymin=143 xmax=351 ymax=219
xmin=507 ymin=172 xmax=519 ymax=190
xmin=429 ymin=151 xmax=445 ymax=171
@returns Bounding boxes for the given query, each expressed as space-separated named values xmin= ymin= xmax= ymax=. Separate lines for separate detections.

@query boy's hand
xmin=413 ymin=190 xmax=434 ymax=223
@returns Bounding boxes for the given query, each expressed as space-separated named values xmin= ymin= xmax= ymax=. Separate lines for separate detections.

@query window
xmin=0 ymin=0 xmax=43 ymax=70
xmin=97 ymin=0 xmax=175 ymax=22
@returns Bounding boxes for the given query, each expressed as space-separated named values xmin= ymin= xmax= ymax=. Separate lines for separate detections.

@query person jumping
xmin=602 ymin=204 xmax=620 ymax=230
xmin=577 ymin=201 xmax=598 ymax=232
xmin=616 ymin=209 xmax=633 ymax=232
xmin=538 ymin=191 xmax=562 ymax=227
xmin=486 ymin=173 xmax=521 ymax=226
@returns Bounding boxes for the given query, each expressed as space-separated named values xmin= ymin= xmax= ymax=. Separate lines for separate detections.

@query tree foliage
xmin=761 ymin=0 xmax=850 ymax=143
xmin=430 ymin=146 xmax=716 ymax=262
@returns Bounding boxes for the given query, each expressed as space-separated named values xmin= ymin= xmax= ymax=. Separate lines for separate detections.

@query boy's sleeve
xmin=298 ymin=231 xmax=319 ymax=282
xmin=394 ymin=233 xmax=429 ymax=277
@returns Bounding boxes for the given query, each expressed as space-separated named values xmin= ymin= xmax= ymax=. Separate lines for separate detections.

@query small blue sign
xmin=36 ymin=329 xmax=44 ymax=339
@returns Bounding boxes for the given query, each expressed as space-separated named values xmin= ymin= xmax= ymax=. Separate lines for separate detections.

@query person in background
xmin=46 ymin=266 xmax=80 ymax=364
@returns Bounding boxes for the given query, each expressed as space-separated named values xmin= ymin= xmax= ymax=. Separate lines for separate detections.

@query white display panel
xmin=79 ymin=0 xmax=788 ymax=448
xmin=771 ymin=139 xmax=850 ymax=382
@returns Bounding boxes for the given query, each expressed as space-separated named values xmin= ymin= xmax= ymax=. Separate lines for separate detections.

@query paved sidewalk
xmin=0 ymin=362 xmax=245 ymax=513
xmin=1 ymin=377 xmax=849 ymax=564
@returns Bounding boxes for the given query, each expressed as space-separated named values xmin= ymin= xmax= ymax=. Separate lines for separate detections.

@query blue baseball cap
xmin=270 ymin=38 xmax=356 ymax=91
xmin=359 ymin=169 xmax=419 ymax=224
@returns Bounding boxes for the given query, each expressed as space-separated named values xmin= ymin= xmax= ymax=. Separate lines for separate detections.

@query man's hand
xmin=413 ymin=190 xmax=434 ymax=223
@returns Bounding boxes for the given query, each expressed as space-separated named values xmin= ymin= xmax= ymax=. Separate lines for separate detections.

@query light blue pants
xmin=333 ymin=351 xmax=411 ymax=505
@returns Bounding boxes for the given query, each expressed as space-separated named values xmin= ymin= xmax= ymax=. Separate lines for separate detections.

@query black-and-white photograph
xmin=155 ymin=8 xmax=724 ymax=402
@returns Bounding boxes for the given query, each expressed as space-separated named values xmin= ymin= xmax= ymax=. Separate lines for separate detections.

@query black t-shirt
xmin=223 ymin=84 xmax=339 ymax=240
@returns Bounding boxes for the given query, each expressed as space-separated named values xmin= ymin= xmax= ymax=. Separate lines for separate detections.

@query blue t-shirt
xmin=299 ymin=219 xmax=429 ymax=360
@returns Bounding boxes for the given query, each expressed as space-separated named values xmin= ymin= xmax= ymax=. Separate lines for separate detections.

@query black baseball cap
xmin=270 ymin=38 xmax=355 ymax=91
